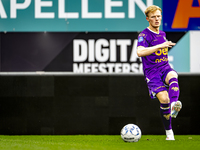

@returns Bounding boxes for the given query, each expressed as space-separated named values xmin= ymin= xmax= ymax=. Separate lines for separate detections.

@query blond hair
xmin=145 ymin=5 xmax=162 ymax=17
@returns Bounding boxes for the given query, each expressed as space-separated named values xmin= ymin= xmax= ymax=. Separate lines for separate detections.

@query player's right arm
xmin=137 ymin=41 xmax=176 ymax=57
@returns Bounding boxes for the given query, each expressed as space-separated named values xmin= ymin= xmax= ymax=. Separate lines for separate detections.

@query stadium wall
xmin=0 ymin=74 xmax=199 ymax=135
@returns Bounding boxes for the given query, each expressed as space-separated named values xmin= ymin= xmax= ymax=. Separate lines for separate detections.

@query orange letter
xmin=172 ymin=0 xmax=200 ymax=28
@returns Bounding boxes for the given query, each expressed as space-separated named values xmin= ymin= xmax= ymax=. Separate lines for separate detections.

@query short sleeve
xmin=137 ymin=32 xmax=149 ymax=48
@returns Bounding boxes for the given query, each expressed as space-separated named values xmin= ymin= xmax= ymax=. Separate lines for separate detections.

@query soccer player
xmin=137 ymin=5 xmax=182 ymax=140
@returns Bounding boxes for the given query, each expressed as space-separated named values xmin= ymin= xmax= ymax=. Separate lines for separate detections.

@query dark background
xmin=0 ymin=32 xmax=197 ymax=135
xmin=0 ymin=32 xmax=185 ymax=71
xmin=0 ymin=74 xmax=198 ymax=135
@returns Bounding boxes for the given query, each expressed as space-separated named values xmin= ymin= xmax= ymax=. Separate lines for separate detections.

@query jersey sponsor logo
xmin=155 ymin=48 xmax=168 ymax=56
xmin=155 ymin=57 xmax=168 ymax=63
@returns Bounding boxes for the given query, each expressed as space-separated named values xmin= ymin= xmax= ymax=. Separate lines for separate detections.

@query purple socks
xmin=160 ymin=103 xmax=172 ymax=130
xmin=168 ymin=78 xmax=180 ymax=104
xmin=159 ymin=78 xmax=179 ymax=131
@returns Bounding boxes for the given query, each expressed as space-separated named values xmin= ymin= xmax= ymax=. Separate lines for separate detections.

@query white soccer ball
xmin=121 ymin=124 xmax=142 ymax=142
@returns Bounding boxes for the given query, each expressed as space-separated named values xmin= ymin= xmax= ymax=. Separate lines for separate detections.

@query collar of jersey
xmin=147 ymin=27 xmax=160 ymax=34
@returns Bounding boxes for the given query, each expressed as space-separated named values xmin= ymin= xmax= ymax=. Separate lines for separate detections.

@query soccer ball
xmin=121 ymin=124 xmax=142 ymax=142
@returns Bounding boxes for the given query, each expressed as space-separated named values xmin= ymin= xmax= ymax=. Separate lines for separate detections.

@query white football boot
xmin=171 ymin=101 xmax=182 ymax=118
xmin=166 ymin=136 xmax=175 ymax=141
xmin=166 ymin=129 xmax=175 ymax=141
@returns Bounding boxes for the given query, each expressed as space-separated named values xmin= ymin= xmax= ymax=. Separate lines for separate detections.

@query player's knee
xmin=157 ymin=91 xmax=170 ymax=104
xmin=160 ymin=97 xmax=170 ymax=104
xmin=166 ymin=71 xmax=178 ymax=85
xmin=157 ymin=94 xmax=170 ymax=103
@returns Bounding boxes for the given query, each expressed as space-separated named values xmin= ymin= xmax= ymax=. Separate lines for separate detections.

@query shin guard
xmin=168 ymin=78 xmax=180 ymax=104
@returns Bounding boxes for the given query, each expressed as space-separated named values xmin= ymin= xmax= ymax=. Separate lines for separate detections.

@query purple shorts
xmin=146 ymin=67 xmax=177 ymax=99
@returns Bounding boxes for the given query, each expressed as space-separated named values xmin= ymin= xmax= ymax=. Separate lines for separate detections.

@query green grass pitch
xmin=0 ymin=135 xmax=199 ymax=150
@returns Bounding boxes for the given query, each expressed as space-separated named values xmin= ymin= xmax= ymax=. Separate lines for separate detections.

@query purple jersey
xmin=137 ymin=28 xmax=171 ymax=79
